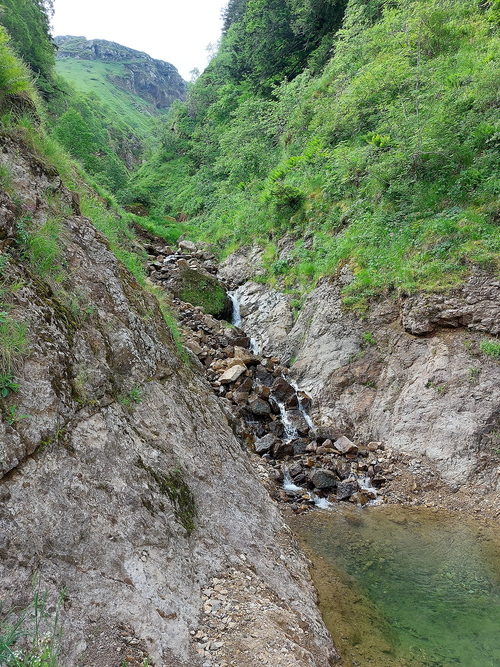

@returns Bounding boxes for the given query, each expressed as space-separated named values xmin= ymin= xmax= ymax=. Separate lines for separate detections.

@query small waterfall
xmin=229 ymin=291 xmax=242 ymax=327
xmin=277 ymin=400 xmax=298 ymax=441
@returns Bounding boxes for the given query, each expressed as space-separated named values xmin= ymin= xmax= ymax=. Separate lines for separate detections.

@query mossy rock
xmin=172 ymin=267 xmax=232 ymax=320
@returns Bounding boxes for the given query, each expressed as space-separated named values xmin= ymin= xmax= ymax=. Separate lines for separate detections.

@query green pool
xmin=290 ymin=506 xmax=500 ymax=667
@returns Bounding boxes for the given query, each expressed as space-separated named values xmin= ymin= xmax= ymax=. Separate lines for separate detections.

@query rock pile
xmin=162 ymin=240 xmax=395 ymax=509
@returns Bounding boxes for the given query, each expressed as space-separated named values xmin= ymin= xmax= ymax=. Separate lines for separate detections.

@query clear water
xmin=290 ymin=506 xmax=500 ymax=667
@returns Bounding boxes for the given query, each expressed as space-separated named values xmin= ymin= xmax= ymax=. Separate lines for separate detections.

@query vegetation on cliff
xmin=124 ymin=0 xmax=500 ymax=310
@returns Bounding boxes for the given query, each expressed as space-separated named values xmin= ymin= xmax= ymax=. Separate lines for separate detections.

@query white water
xmin=229 ymin=291 xmax=242 ymax=327
xmin=227 ymin=291 xmax=379 ymax=508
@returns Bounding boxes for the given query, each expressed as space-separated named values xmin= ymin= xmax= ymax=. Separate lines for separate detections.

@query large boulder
xmin=169 ymin=266 xmax=233 ymax=320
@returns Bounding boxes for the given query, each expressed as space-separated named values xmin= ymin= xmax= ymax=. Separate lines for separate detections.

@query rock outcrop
xmin=220 ymin=246 xmax=500 ymax=491
xmin=54 ymin=36 xmax=187 ymax=108
xmin=0 ymin=135 xmax=336 ymax=665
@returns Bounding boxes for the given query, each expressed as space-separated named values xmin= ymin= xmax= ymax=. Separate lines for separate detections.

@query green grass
xmin=0 ymin=575 xmax=64 ymax=667
xmin=55 ymin=59 xmax=164 ymax=136
xmin=480 ymin=339 xmax=500 ymax=358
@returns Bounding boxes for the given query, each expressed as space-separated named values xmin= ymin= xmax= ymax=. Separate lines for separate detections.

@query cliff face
xmin=221 ymin=244 xmax=500 ymax=494
xmin=54 ymin=36 xmax=187 ymax=109
xmin=0 ymin=136 xmax=335 ymax=666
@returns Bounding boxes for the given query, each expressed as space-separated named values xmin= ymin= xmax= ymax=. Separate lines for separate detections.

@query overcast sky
xmin=52 ymin=0 xmax=228 ymax=80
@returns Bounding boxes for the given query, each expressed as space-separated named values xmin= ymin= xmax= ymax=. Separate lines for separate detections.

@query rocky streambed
xmin=144 ymin=240 xmax=397 ymax=513
xmin=142 ymin=235 xmax=500 ymax=667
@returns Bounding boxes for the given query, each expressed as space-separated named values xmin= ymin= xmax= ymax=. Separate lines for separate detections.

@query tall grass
xmin=0 ymin=575 xmax=64 ymax=667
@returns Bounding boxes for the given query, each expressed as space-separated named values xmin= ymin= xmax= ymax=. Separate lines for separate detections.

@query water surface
xmin=290 ymin=506 xmax=500 ymax=667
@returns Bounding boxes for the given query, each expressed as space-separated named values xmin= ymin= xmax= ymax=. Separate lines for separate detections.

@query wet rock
xmin=255 ymin=364 xmax=274 ymax=386
xmin=271 ymin=377 xmax=296 ymax=402
xmin=285 ymin=410 xmax=310 ymax=436
xmin=248 ymin=395 xmax=271 ymax=416
xmin=350 ymin=491 xmax=368 ymax=506
xmin=337 ymin=479 xmax=358 ymax=500
xmin=297 ymin=391 xmax=312 ymax=411
xmin=310 ymin=469 xmax=338 ymax=490
xmin=268 ymin=396 xmax=281 ymax=415
xmin=291 ymin=438 xmax=309 ymax=455
xmin=294 ymin=473 xmax=308 ymax=485
xmin=219 ymin=364 xmax=247 ymax=384
xmin=254 ymin=434 xmax=279 ymax=455
xmin=267 ymin=420 xmax=285 ymax=438
xmin=254 ymin=383 xmax=270 ymax=400
xmin=289 ymin=462 xmax=303 ymax=478
xmin=334 ymin=436 xmax=358 ymax=455
xmin=285 ymin=394 xmax=299 ymax=410
xmin=273 ymin=440 xmax=294 ymax=459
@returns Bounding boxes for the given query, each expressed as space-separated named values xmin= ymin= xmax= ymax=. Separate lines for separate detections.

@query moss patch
xmin=174 ymin=267 xmax=231 ymax=319
xmin=136 ymin=456 xmax=197 ymax=535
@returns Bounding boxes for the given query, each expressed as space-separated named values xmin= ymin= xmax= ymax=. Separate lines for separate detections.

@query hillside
xmin=125 ymin=0 xmax=500 ymax=311
xmin=55 ymin=36 xmax=187 ymax=134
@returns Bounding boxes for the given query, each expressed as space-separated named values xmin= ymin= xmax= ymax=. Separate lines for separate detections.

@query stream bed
xmin=289 ymin=506 xmax=500 ymax=667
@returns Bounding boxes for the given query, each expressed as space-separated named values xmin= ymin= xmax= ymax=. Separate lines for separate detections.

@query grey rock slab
xmin=254 ymin=434 xmax=279 ymax=455
xmin=0 ymin=135 xmax=336 ymax=667
xmin=310 ymin=469 xmax=338 ymax=490
xmin=219 ymin=364 xmax=247 ymax=384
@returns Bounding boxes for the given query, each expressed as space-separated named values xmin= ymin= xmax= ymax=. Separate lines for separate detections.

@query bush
xmin=480 ymin=339 xmax=500 ymax=358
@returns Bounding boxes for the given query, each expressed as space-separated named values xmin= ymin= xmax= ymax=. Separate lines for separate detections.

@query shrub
xmin=480 ymin=339 xmax=500 ymax=358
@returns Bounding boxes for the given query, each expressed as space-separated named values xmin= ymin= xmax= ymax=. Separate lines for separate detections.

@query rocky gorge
xmin=145 ymin=237 xmax=500 ymax=520
xmin=0 ymin=132 xmax=338 ymax=667
xmin=1 ymin=126 xmax=500 ymax=667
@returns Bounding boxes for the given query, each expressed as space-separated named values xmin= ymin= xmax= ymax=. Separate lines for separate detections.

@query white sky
xmin=52 ymin=0 xmax=227 ymax=80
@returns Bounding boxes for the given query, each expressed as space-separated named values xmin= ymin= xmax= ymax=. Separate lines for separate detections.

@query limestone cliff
xmin=221 ymin=244 xmax=500 ymax=495
xmin=54 ymin=36 xmax=187 ymax=109
xmin=0 ymin=137 xmax=335 ymax=666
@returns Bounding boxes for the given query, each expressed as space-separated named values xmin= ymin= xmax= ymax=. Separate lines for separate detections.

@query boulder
xmin=267 ymin=420 xmax=285 ymax=438
xmin=271 ymin=377 xmax=296 ymax=403
xmin=334 ymin=436 xmax=358 ymax=455
xmin=290 ymin=438 xmax=309 ymax=455
xmin=285 ymin=410 xmax=310 ymax=436
xmin=254 ymin=434 xmax=279 ymax=455
xmin=310 ymin=469 xmax=338 ymax=490
xmin=219 ymin=364 xmax=247 ymax=384
xmin=336 ymin=479 xmax=358 ymax=500
xmin=184 ymin=340 xmax=203 ymax=356
xmin=248 ymin=395 xmax=271 ymax=416
xmin=273 ymin=439 xmax=294 ymax=459
xmin=233 ymin=346 xmax=260 ymax=366
xmin=179 ymin=240 xmax=197 ymax=253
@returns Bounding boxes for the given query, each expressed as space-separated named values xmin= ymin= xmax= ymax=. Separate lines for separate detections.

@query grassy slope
xmin=56 ymin=58 xmax=166 ymax=136
xmin=125 ymin=0 xmax=500 ymax=311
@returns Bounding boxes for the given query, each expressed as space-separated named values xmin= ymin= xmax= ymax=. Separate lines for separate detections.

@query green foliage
xmin=480 ymin=339 xmax=500 ymax=358
xmin=0 ymin=372 xmax=18 ymax=396
xmin=118 ymin=383 xmax=144 ymax=410
xmin=17 ymin=212 xmax=66 ymax=282
xmin=0 ymin=0 xmax=56 ymax=97
xmin=0 ymin=573 xmax=64 ymax=667
xmin=362 ymin=331 xmax=376 ymax=347
xmin=6 ymin=404 xmax=29 ymax=424
xmin=0 ymin=24 xmax=35 ymax=101
xmin=127 ymin=0 xmax=500 ymax=310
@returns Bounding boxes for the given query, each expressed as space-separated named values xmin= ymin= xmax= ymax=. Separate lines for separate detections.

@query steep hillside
xmin=0 ymin=27 xmax=336 ymax=667
xmin=127 ymin=0 xmax=500 ymax=310
xmin=55 ymin=36 xmax=187 ymax=131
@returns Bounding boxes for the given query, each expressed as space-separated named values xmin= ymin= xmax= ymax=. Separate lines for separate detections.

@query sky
xmin=52 ymin=0 xmax=228 ymax=80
